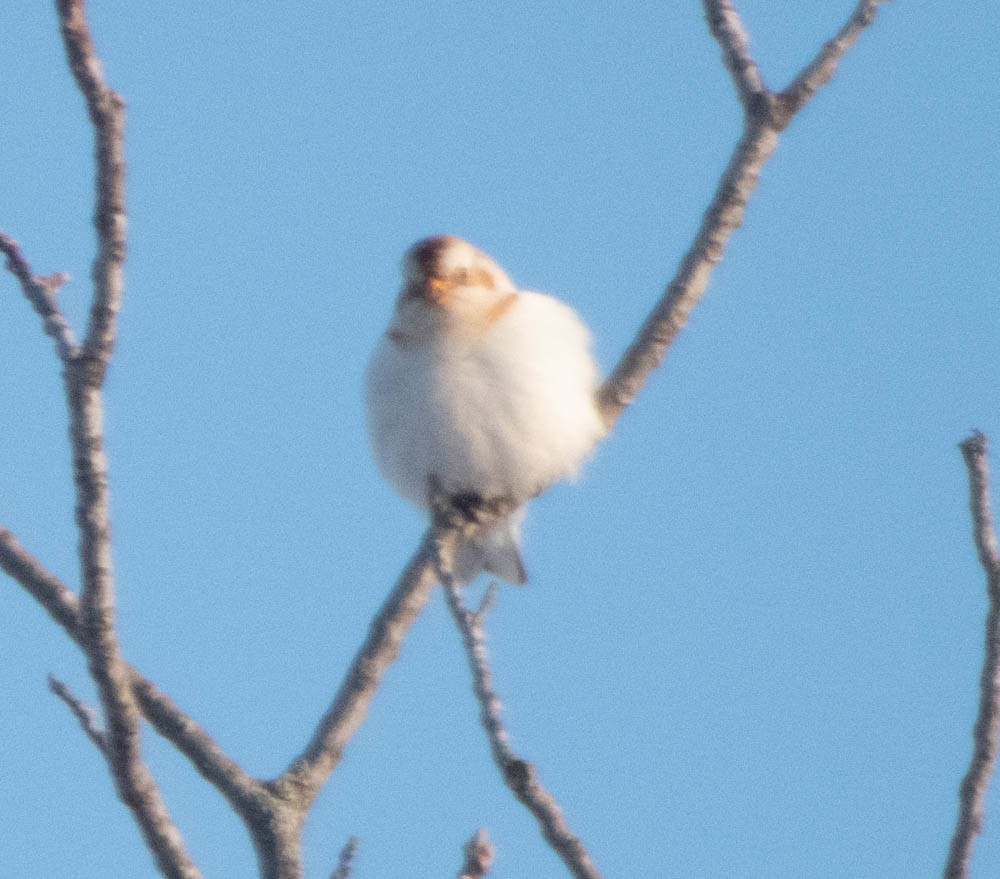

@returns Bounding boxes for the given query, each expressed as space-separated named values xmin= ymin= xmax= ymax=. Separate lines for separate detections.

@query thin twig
xmin=0 ymin=231 xmax=79 ymax=360
xmin=443 ymin=580 xmax=602 ymax=879
xmin=701 ymin=0 xmax=766 ymax=108
xmin=457 ymin=829 xmax=494 ymax=879
xmin=330 ymin=837 xmax=360 ymax=879
xmin=48 ymin=673 xmax=108 ymax=754
xmin=945 ymin=432 xmax=1000 ymax=879
xmin=779 ymin=0 xmax=889 ymax=124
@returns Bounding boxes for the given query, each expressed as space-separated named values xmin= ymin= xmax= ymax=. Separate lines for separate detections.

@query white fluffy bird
xmin=365 ymin=235 xmax=605 ymax=584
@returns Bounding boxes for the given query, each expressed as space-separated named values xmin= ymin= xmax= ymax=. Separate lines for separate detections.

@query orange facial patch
xmin=425 ymin=277 xmax=456 ymax=308
xmin=483 ymin=292 xmax=518 ymax=329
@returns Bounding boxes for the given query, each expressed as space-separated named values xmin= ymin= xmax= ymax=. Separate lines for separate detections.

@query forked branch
xmin=0 ymin=525 xmax=261 ymax=811
xmin=598 ymin=0 xmax=888 ymax=426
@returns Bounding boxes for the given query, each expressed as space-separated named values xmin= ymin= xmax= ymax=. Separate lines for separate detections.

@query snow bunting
xmin=365 ymin=235 xmax=605 ymax=584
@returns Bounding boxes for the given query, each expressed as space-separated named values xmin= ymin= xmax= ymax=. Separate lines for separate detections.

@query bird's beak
xmin=423 ymin=277 xmax=455 ymax=307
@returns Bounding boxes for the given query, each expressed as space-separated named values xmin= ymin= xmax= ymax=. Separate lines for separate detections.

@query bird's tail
xmin=453 ymin=513 xmax=528 ymax=585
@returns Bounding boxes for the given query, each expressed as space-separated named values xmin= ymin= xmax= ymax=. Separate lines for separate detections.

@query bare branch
xmin=50 ymin=4 xmax=202 ymax=875
xmin=278 ymin=485 xmax=521 ymax=809
xmin=0 ymin=525 xmax=265 ymax=824
xmin=475 ymin=581 xmax=500 ymax=621
xmin=0 ymin=526 xmax=82 ymax=638
xmin=443 ymin=581 xmax=602 ymax=879
xmin=945 ymin=431 xmax=1000 ymax=879
xmin=457 ymin=829 xmax=494 ymax=879
xmin=66 ymin=336 xmax=203 ymax=879
xmin=48 ymin=673 xmax=108 ymax=754
xmin=279 ymin=527 xmax=449 ymax=804
xmin=779 ymin=0 xmax=889 ymax=123
xmin=597 ymin=1 xmax=885 ymax=427
xmin=330 ymin=837 xmax=360 ymax=879
xmin=130 ymin=674 xmax=267 ymax=815
xmin=597 ymin=119 xmax=780 ymax=425
xmin=57 ymin=0 xmax=127 ymax=380
xmin=701 ymin=0 xmax=766 ymax=107
xmin=0 ymin=231 xmax=80 ymax=360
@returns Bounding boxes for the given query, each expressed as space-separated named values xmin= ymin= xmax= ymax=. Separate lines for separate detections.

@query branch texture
xmin=280 ymin=526 xmax=457 ymax=805
xmin=53 ymin=4 xmax=199 ymax=877
xmin=329 ymin=837 xmax=360 ymax=879
xmin=945 ymin=432 xmax=1000 ymax=879
xmin=779 ymin=0 xmax=887 ymax=122
xmin=0 ymin=526 xmax=82 ymax=637
xmin=702 ymin=0 xmax=766 ymax=106
xmin=57 ymin=0 xmax=127 ymax=379
xmin=0 ymin=233 xmax=78 ymax=360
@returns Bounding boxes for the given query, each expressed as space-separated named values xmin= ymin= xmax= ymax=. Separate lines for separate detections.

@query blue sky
xmin=2 ymin=2 xmax=998 ymax=877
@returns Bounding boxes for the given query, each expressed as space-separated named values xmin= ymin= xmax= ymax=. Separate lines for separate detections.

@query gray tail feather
xmin=452 ymin=517 xmax=528 ymax=585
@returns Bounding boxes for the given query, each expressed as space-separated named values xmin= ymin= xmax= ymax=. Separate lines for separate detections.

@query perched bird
xmin=365 ymin=235 xmax=605 ymax=584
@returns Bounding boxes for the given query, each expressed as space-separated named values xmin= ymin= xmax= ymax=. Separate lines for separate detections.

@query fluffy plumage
xmin=365 ymin=236 xmax=605 ymax=583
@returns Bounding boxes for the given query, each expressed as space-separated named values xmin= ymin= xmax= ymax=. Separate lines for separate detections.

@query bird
xmin=365 ymin=235 xmax=606 ymax=584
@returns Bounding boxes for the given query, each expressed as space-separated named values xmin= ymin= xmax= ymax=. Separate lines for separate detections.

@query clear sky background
xmin=2 ymin=2 xmax=998 ymax=877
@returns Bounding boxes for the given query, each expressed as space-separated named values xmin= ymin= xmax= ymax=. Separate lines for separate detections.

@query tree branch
xmin=276 ymin=488 xmax=518 ymax=809
xmin=596 ymin=117 xmax=780 ymax=425
xmin=0 ymin=526 xmax=82 ymax=638
xmin=53 ymin=4 xmax=201 ymax=876
xmin=67 ymin=380 xmax=203 ymax=879
xmin=57 ymin=0 xmax=127 ymax=380
xmin=457 ymin=829 xmax=494 ymax=879
xmin=278 ymin=526 xmax=454 ymax=805
xmin=0 ymin=232 xmax=79 ymax=360
xmin=0 ymin=524 xmax=266 ymax=827
xmin=48 ymin=673 xmax=108 ymax=755
xmin=443 ymin=581 xmax=602 ymax=879
xmin=597 ymin=0 xmax=886 ymax=427
xmin=945 ymin=431 xmax=1000 ymax=879
xmin=702 ymin=0 xmax=766 ymax=107
xmin=329 ymin=837 xmax=360 ymax=879
xmin=779 ymin=0 xmax=888 ymax=123
xmin=1 ymin=387 xmax=205 ymax=873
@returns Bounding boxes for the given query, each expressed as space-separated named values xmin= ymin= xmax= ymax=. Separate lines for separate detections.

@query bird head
xmin=390 ymin=236 xmax=518 ymax=346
